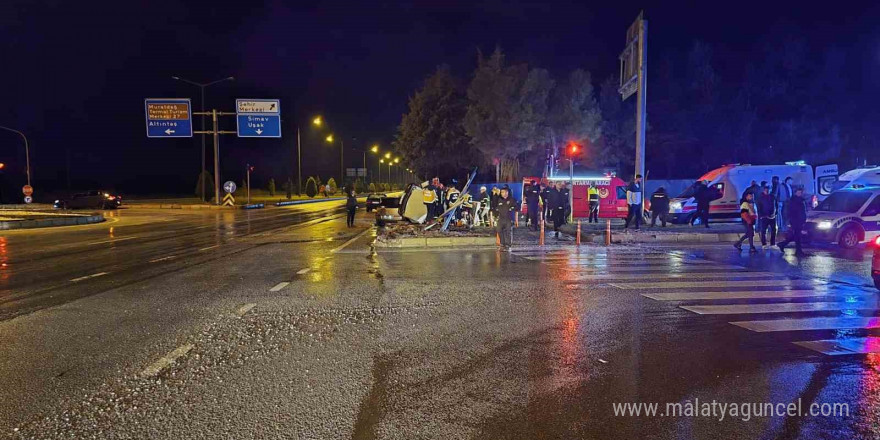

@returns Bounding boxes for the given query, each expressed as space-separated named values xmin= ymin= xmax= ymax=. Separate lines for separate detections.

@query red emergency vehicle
xmin=520 ymin=174 xmax=629 ymax=219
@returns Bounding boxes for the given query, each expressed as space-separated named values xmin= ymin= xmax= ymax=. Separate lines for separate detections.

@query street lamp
xmin=0 ymin=125 xmax=30 ymax=187
xmin=325 ymin=134 xmax=344 ymax=185
xmin=171 ymin=75 xmax=234 ymax=202
xmin=312 ymin=116 xmax=322 ymax=127
xmin=293 ymin=115 xmax=324 ymax=196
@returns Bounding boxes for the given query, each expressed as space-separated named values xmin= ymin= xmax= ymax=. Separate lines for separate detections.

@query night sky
xmin=2 ymin=0 xmax=879 ymax=197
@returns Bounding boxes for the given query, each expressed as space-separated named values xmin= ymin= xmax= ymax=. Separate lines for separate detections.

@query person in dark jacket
xmin=650 ymin=187 xmax=670 ymax=227
xmin=495 ymin=186 xmax=518 ymax=250
xmin=777 ymin=187 xmax=808 ymax=256
xmin=524 ymin=180 xmax=541 ymax=231
xmin=547 ymin=182 xmax=567 ymax=238
xmin=540 ymin=183 xmax=551 ymax=223
xmin=691 ymin=180 xmax=711 ymax=228
xmin=345 ymin=188 xmax=358 ymax=227
xmin=561 ymin=183 xmax=571 ymax=225
xmin=756 ymin=185 xmax=777 ymax=248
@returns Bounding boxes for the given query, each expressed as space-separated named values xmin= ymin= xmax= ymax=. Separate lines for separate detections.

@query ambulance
xmin=668 ymin=162 xmax=838 ymax=224
xmin=831 ymin=166 xmax=880 ymax=191
xmin=520 ymin=174 xmax=630 ymax=219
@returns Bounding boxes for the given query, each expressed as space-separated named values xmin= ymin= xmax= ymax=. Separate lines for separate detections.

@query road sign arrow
xmin=255 ymin=129 xmax=263 ymax=135
xmin=165 ymin=129 xmax=175 ymax=135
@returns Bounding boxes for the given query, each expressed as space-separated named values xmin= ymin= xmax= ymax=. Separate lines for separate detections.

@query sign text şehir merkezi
xmin=236 ymin=99 xmax=281 ymax=138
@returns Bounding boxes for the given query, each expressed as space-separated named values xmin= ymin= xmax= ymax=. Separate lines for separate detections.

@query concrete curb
xmin=375 ymin=235 xmax=497 ymax=248
xmin=128 ymin=195 xmax=370 ymax=210
xmin=0 ymin=213 xmax=104 ymax=230
xmin=589 ymin=232 xmax=741 ymax=244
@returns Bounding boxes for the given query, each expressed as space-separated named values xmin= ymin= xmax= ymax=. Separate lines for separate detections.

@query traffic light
xmin=0 ymin=163 xmax=4 ymax=170
xmin=567 ymin=142 xmax=581 ymax=157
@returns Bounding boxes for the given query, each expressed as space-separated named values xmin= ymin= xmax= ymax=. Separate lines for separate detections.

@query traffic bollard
xmin=605 ymin=218 xmax=611 ymax=246
xmin=539 ymin=215 xmax=545 ymax=246
xmin=577 ymin=219 xmax=581 ymax=246
xmin=496 ymin=232 xmax=500 ymax=246
xmin=515 ymin=212 xmax=519 ymax=228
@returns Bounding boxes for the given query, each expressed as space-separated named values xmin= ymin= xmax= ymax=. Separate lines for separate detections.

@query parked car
xmin=55 ymin=190 xmax=122 ymax=209
xmin=805 ymin=187 xmax=880 ymax=249
xmin=366 ymin=193 xmax=386 ymax=212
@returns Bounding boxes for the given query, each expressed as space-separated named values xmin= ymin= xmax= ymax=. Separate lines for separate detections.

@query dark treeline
xmin=394 ymin=26 xmax=875 ymax=182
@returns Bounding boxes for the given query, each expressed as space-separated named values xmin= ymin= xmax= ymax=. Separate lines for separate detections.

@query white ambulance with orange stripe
xmin=668 ymin=162 xmax=838 ymax=224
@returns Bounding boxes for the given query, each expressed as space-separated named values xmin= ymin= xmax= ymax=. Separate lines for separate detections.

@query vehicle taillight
xmin=873 ymin=236 xmax=880 ymax=247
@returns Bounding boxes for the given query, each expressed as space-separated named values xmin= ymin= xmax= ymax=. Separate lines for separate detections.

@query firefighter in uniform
xmin=588 ymin=183 xmax=600 ymax=223
xmin=524 ymin=180 xmax=541 ymax=231
xmin=495 ymin=186 xmax=518 ymax=250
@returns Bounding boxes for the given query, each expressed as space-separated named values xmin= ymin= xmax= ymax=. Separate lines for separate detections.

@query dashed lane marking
xmin=296 ymin=268 xmax=311 ymax=275
xmin=198 ymin=245 xmax=220 ymax=251
xmin=270 ymin=282 xmax=290 ymax=292
xmin=88 ymin=236 xmax=138 ymax=245
xmin=141 ymin=343 xmax=194 ymax=378
xmin=149 ymin=255 xmax=177 ymax=263
xmin=235 ymin=303 xmax=256 ymax=317
xmin=70 ymin=272 xmax=109 ymax=282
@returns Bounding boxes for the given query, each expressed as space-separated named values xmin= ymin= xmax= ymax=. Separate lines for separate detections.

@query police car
xmin=805 ymin=187 xmax=880 ymax=249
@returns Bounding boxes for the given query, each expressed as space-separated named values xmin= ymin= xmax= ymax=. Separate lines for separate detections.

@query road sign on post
xmin=145 ymin=99 xmax=193 ymax=138
xmin=619 ymin=11 xmax=648 ymax=197
xmin=22 ymin=185 xmax=33 ymax=196
xmin=24 ymin=196 xmax=32 ymax=204
xmin=236 ymin=99 xmax=281 ymax=138
xmin=223 ymin=181 xmax=237 ymax=194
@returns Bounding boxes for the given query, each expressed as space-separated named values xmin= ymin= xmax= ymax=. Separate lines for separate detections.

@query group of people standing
xmin=524 ymin=180 xmax=571 ymax=239
xmin=734 ymin=176 xmax=806 ymax=255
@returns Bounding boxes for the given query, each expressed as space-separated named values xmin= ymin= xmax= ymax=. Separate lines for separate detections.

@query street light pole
xmin=172 ymin=75 xmax=234 ymax=202
xmin=340 ymin=139 xmax=345 ymax=187
xmin=296 ymin=126 xmax=302 ymax=196
xmin=0 ymin=125 xmax=30 ymax=186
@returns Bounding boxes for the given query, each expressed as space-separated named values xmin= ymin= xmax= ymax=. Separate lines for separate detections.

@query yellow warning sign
xmin=222 ymin=193 xmax=235 ymax=207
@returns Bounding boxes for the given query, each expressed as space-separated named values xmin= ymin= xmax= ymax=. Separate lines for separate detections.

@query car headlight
xmin=817 ymin=221 xmax=833 ymax=229
xmin=670 ymin=202 xmax=682 ymax=211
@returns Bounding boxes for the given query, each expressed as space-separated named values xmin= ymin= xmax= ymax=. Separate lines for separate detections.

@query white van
xmin=806 ymin=187 xmax=880 ymax=248
xmin=831 ymin=166 xmax=880 ymax=191
xmin=668 ymin=162 xmax=838 ymax=224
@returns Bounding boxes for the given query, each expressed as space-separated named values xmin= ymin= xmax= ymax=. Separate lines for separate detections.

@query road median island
xmin=374 ymin=222 xmax=497 ymax=249
xmin=0 ymin=211 xmax=104 ymax=230
xmin=557 ymin=220 xmax=743 ymax=244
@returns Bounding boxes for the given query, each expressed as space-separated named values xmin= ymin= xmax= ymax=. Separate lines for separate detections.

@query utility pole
xmin=296 ymin=127 xmax=302 ymax=195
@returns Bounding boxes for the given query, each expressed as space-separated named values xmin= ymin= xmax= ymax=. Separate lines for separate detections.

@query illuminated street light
xmin=313 ymin=116 xmax=323 ymax=126
xmin=384 ymin=152 xmax=391 ymax=159
xmin=394 ymin=157 xmax=400 ymax=164
xmin=371 ymin=145 xmax=379 ymax=153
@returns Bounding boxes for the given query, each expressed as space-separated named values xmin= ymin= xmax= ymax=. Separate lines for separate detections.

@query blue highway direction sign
xmin=236 ymin=99 xmax=281 ymax=138
xmin=145 ymin=99 xmax=193 ymax=138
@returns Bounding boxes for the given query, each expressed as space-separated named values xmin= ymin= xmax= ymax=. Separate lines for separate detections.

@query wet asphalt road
xmin=2 ymin=208 xmax=879 ymax=439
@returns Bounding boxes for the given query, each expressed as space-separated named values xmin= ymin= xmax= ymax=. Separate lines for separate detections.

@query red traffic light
xmin=567 ymin=142 xmax=581 ymax=156
xmin=0 ymin=163 xmax=5 ymax=170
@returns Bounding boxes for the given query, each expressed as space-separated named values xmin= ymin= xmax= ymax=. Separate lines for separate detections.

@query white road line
xmin=568 ymin=265 xmax=745 ymax=273
xmin=572 ymin=272 xmax=782 ymax=281
xmin=681 ymin=301 xmax=879 ymax=315
xmin=610 ymin=279 xmax=825 ymax=290
xmin=149 ymin=255 xmax=177 ymax=263
xmin=141 ymin=343 xmax=194 ymax=377
xmin=88 ymin=236 xmax=137 ymax=246
xmin=70 ymin=272 xmax=109 ymax=282
xmin=643 ymin=289 xmax=869 ymax=301
xmin=235 ymin=303 xmax=256 ymax=317
xmin=296 ymin=268 xmax=311 ymax=275
xmin=270 ymin=282 xmax=290 ymax=292
xmin=524 ymin=255 xmax=677 ymax=261
xmin=330 ymin=227 xmax=373 ymax=253
xmin=793 ymin=337 xmax=880 ymax=355
xmin=198 ymin=245 xmax=220 ymax=251
xmin=731 ymin=317 xmax=880 ymax=333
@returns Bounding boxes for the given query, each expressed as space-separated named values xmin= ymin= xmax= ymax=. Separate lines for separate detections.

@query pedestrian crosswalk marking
xmin=681 ymin=301 xmax=878 ymax=315
xmin=644 ymin=289 xmax=868 ymax=301
xmin=730 ymin=317 xmax=880 ymax=333
xmin=524 ymin=254 xmax=679 ymax=261
xmin=793 ymin=337 xmax=880 ymax=355
xmin=570 ymin=265 xmax=745 ymax=273
xmin=572 ymin=272 xmax=782 ymax=281
xmin=611 ymin=279 xmax=824 ymax=289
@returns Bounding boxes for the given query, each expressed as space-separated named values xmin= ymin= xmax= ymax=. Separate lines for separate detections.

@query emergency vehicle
xmin=831 ymin=166 xmax=880 ymax=191
xmin=668 ymin=162 xmax=838 ymax=224
xmin=520 ymin=174 xmax=630 ymax=219
xmin=805 ymin=187 xmax=880 ymax=249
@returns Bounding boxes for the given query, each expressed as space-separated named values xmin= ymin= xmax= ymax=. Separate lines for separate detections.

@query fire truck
xmin=520 ymin=174 xmax=630 ymax=219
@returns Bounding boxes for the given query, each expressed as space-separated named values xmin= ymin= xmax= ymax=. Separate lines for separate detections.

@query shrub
xmin=267 ymin=178 xmax=276 ymax=196
xmin=305 ymin=177 xmax=318 ymax=198
xmin=326 ymin=178 xmax=338 ymax=195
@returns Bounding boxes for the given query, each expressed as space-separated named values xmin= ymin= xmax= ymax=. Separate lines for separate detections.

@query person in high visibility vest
xmin=588 ymin=183 xmax=600 ymax=223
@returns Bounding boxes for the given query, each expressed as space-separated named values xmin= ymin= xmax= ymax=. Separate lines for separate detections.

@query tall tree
xmin=463 ymin=48 xmax=554 ymax=181
xmin=392 ymin=65 xmax=476 ymax=179
xmin=547 ymin=69 xmax=603 ymax=168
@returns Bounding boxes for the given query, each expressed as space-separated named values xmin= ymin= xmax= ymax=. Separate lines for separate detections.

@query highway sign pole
xmin=619 ymin=11 xmax=648 ymax=216
xmin=213 ymin=109 xmax=220 ymax=204
xmin=297 ymin=126 xmax=302 ymax=196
